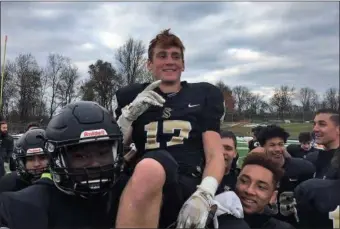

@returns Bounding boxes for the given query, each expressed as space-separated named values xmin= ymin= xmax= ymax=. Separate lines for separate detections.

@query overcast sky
xmin=1 ymin=1 xmax=339 ymax=100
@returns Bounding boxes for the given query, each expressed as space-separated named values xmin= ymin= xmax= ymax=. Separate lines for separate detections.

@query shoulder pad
xmin=286 ymin=157 xmax=315 ymax=176
xmin=188 ymin=82 xmax=220 ymax=91
xmin=116 ymin=83 xmax=149 ymax=108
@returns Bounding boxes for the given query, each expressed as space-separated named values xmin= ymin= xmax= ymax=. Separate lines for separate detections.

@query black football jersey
xmin=115 ymin=81 xmax=224 ymax=172
xmin=265 ymin=157 xmax=315 ymax=226
xmin=295 ymin=178 xmax=340 ymax=229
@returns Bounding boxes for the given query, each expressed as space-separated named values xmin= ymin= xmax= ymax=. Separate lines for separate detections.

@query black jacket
xmin=0 ymin=175 xmax=129 ymax=229
xmin=244 ymin=214 xmax=295 ymax=229
xmin=295 ymin=178 xmax=340 ymax=229
xmin=0 ymin=172 xmax=30 ymax=193
xmin=0 ymin=135 xmax=14 ymax=178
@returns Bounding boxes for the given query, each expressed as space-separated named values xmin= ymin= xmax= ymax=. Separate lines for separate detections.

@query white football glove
xmin=212 ymin=191 xmax=244 ymax=228
xmin=4 ymin=162 xmax=10 ymax=174
xmin=117 ymin=80 xmax=165 ymax=138
xmin=177 ymin=187 xmax=215 ymax=228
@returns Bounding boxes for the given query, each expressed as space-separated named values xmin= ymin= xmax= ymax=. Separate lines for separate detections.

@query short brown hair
xmin=148 ymin=29 xmax=185 ymax=61
xmin=241 ymin=152 xmax=285 ymax=187
xmin=0 ymin=121 xmax=7 ymax=127
xmin=316 ymin=108 xmax=339 ymax=126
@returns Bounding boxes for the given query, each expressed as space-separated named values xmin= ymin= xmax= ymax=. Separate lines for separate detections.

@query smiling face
xmin=313 ymin=113 xmax=340 ymax=149
xmin=147 ymin=45 xmax=184 ymax=84
xmin=263 ymin=137 xmax=285 ymax=167
xmin=221 ymin=137 xmax=237 ymax=173
xmin=236 ymin=164 xmax=277 ymax=214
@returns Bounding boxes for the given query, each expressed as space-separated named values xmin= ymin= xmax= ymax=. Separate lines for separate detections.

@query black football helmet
xmin=45 ymin=101 xmax=123 ymax=196
xmin=13 ymin=128 xmax=48 ymax=182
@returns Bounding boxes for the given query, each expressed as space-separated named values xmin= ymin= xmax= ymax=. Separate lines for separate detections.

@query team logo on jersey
xmin=162 ymin=107 xmax=172 ymax=119
xmin=223 ymin=185 xmax=231 ymax=191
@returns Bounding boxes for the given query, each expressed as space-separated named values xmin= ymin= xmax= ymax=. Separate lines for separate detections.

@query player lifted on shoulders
xmin=115 ymin=29 xmax=225 ymax=228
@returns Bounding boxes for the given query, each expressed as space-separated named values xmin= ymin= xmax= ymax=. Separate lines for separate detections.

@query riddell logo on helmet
xmin=80 ymin=129 xmax=108 ymax=138
xmin=27 ymin=148 xmax=44 ymax=155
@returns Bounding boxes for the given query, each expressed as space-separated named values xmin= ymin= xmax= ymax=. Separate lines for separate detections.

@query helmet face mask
xmin=45 ymin=101 xmax=124 ymax=197
xmin=49 ymin=138 xmax=123 ymax=196
xmin=13 ymin=129 xmax=49 ymax=182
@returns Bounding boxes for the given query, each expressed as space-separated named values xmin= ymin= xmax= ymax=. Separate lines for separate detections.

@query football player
xmin=295 ymin=148 xmax=340 ymax=229
xmin=0 ymin=101 xmax=127 ymax=229
xmin=305 ymin=108 xmax=339 ymax=179
xmin=0 ymin=128 xmax=48 ymax=193
xmin=248 ymin=126 xmax=263 ymax=152
xmin=217 ymin=130 xmax=239 ymax=193
xmin=115 ymin=29 xmax=225 ymax=228
xmin=216 ymin=152 xmax=295 ymax=229
xmin=257 ymin=125 xmax=315 ymax=226
xmin=286 ymin=132 xmax=318 ymax=159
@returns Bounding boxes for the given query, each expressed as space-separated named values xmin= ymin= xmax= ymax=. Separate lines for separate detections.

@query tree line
xmin=216 ymin=81 xmax=339 ymax=123
xmin=0 ymin=37 xmax=338 ymax=132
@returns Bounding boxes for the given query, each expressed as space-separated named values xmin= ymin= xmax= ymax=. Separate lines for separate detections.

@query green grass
xmin=236 ymin=141 xmax=250 ymax=167
xmin=222 ymin=122 xmax=313 ymax=139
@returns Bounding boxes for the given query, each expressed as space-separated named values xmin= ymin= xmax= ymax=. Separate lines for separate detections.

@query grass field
xmin=222 ymin=122 xmax=313 ymax=139
xmin=223 ymin=122 xmax=314 ymax=167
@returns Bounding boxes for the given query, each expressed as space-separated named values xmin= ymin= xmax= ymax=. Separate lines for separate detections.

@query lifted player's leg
xmin=116 ymin=150 xmax=178 ymax=228
xmin=116 ymin=158 xmax=165 ymax=227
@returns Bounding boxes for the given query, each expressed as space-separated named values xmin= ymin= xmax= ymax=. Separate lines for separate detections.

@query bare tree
xmin=0 ymin=62 xmax=18 ymax=118
xmin=80 ymin=60 xmax=122 ymax=111
xmin=270 ymin=85 xmax=295 ymax=119
xmin=247 ymin=93 xmax=263 ymax=115
xmin=215 ymin=80 xmax=235 ymax=114
xmin=57 ymin=61 xmax=79 ymax=107
xmin=45 ymin=53 xmax=68 ymax=119
xmin=12 ymin=54 xmax=43 ymax=122
xmin=323 ymin=87 xmax=339 ymax=110
xmin=136 ymin=63 xmax=154 ymax=83
xmin=115 ymin=38 xmax=147 ymax=85
xmin=232 ymin=86 xmax=252 ymax=113
xmin=298 ymin=87 xmax=318 ymax=121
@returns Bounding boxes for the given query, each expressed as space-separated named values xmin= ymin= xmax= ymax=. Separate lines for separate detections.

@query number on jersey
xmin=267 ymin=192 xmax=297 ymax=218
xmin=329 ymin=205 xmax=339 ymax=229
xmin=144 ymin=120 xmax=192 ymax=150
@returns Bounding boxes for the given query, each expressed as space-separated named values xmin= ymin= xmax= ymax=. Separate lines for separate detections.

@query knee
xmin=129 ymin=158 xmax=166 ymax=199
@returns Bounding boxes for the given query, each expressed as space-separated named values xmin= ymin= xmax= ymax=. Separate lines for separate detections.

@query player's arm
xmin=115 ymin=81 xmax=164 ymax=146
xmin=115 ymin=93 xmax=133 ymax=146
xmin=200 ymin=84 xmax=226 ymax=195
xmin=177 ymin=84 xmax=226 ymax=229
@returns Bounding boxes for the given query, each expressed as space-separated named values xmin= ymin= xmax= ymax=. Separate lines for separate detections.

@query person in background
xmin=0 ymin=121 xmax=14 ymax=178
xmin=0 ymin=128 xmax=48 ymax=193
xmin=8 ymin=122 xmax=41 ymax=172
xmin=25 ymin=122 xmax=40 ymax=132
xmin=286 ymin=132 xmax=317 ymax=159
xmin=248 ymin=126 xmax=263 ymax=152
xmin=217 ymin=130 xmax=239 ymax=193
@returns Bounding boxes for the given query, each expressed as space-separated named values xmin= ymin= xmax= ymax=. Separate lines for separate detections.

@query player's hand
xmin=4 ymin=162 xmax=10 ymax=174
xmin=212 ymin=191 xmax=244 ymax=228
xmin=121 ymin=80 xmax=165 ymax=122
xmin=176 ymin=187 xmax=214 ymax=229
